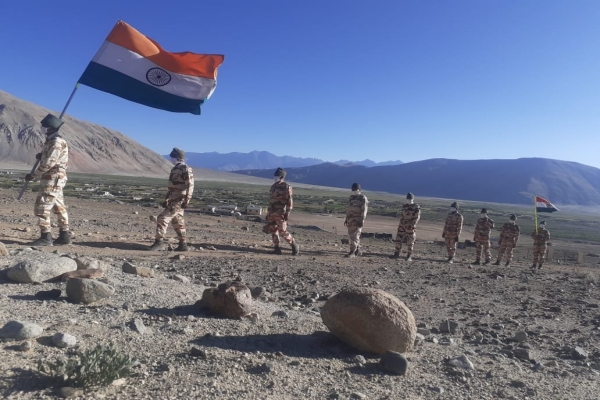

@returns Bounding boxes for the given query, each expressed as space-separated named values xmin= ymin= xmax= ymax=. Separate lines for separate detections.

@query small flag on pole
xmin=535 ymin=196 xmax=559 ymax=213
xmin=78 ymin=21 xmax=224 ymax=115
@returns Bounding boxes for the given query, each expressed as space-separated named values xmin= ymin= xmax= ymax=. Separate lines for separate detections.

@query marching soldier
xmin=472 ymin=208 xmax=495 ymax=265
xmin=149 ymin=148 xmax=194 ymax=251
xmin=531 ymin=220 xmax=550 ymax=273
xmin=344 ymin=183 xmax=368 ymax=258
xmin=442 ymin=201 xmax=463 ymax=263
xmin=25 ymin=114 xmax=71 ymax=246
xmin=494 ymin=214 xmax=520 ymax=266
xmin=392 ymin=192 xmax=421 ymax=261
xmin=266 ymin=168 xmax=299 ymax=255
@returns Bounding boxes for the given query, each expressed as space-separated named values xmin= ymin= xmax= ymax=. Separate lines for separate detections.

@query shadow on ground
xmin=74 ymin=241 xmax=149 ymax=251
xmin=190 ymin=330 xmax=361 ymax=359
xmin=0 ymin=367 xmax=55 ymax=398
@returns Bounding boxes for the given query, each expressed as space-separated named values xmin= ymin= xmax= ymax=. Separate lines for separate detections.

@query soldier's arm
xmin=286 ymin=186 xmax=293 ymax=211
xmin=457 ymin=215 xmax=464 ymax=236
xmin=361 ymin=197 xmax=368 ymax=220
xmin=33 ymin=141 xmax=60 ymax=177
xmin=184 ymin=167 xmax=195 ymax=204
xmin=415 ymin=207 xmax=421 ymax=225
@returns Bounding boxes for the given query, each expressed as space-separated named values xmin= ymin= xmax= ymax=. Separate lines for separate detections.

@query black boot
xmin=447 ymin=256 xmax=454 ymax=264
xmin=390 ymin=251 xmax=400 ymax=259
xmin=472 ymin=259 xmax=481 ymax=266
xmin=149 ymin=239 xmax=168 ymax=251
xmin=175 ymin=242 xmax=188 ymax=252
xmin=291 ymin=242 xmax=300 ymax=256
xmin=32 ymin=232 xmax=53 ymax=246
xmin=271 ymin=246 xmax=282 ymax=255
xmin=53 ymin=230 xmax=72 ymax=245
xmin=505 ymin=261 xmax=511 ymax=267
xmin=493 ymin=260 xmax=501 ymax=266
xmin=484 ymin=259 xmax=491 ymax=265
xmin=355 ymin=248 xmax=363 ymax=257
xmin=345 ymin=250 xmax=356 ymax=258
xmin=405 ymin=253 xmax=412 ymax=262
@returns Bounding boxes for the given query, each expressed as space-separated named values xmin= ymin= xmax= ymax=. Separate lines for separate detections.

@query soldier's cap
xmin=481 ymin=208 xmax=488 ymax=214
xmin=406 ymin=192 xmax=414 ymax=200
xmin=509 ymin=214 xmax=517 ymax=220
xmin=169 ymin=147 xmax=185 ymax=160
xmin=274 ymin=167 xmax=286 ymax=178
xmin=40 ymin=114 xmax=64 ymax=129
xmin=450 ymin=201 xmax=459 ymax=209
xmin=351 ymin=183 xmax=361 ymax=191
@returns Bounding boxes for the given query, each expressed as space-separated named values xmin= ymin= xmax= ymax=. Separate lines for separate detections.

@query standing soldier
xmin=24 ymin=114 xmax=71 ymax=246
xmin=392 ymin=192 xmax=421 ymax=261
xmin=494 ymin=214 xmax=520 ymax=266
xmin=472 ymin=208 xmax=495 ymax=265
xmin=149 ymin=148 xmax=194 ymax=251
xmin=442 ymin=202 xmax=463 ymax=263
xmin=344 ymin=183 xmax=368 ymax=258
xmin=531 ymin=220 xmax=550 ymax=273
xmin=267 ymin=168 xmax=299 ymax=255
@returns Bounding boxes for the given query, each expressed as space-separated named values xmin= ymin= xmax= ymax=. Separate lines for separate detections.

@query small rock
xmin=447 ymin=355 xmax=474 ymax=370
xmin=122 ymin=262 xmax=155 ymax=278
xmin=353 ymin=355 xmax=367 ymax=365
xmin=172 ymin=254 xmax=185 ymax=261
xmin=0 ymin=321 xmax=44 ymax=340
xmin=60 ymin=387 xmax=84 ymax=398
xmin=52 ymin=332 xmax=77 ymax=348
xmin=350 ymin=392 xmax=367 ymax=399
xmin=429 ymin=387 xmax=444 ymax=394
xmin=17 ymin=341 xmax=32 ymax=352
xmin=190 ymin=347 xmax=207 ymax=358
xmin=417 ymin=328 xmax=431 ymax=336
xmin=514 ymin=331 xmax=528 ymax=343
xmin=379 ymin=350 xmax=409 ymax=375
xmin=414 ymin=333 xmax=426 ymax=346
xmin=513 ymin=348 xmax=530 ymax=360
xmin=149 ymin=215 xmax=157 ymax=222
xmin=271 ymin=311 xmax=289 ymax=319
xmin=245 ymin=313 xmax=259 ymax=323
xmin=131 ymin=319 xmax=146 ymax=335
xmin=0 ymin=241 xmax=8 ymax=257
xmin=572 ymin=347 xmax=588 ymax=360
xmin=172 ymin=275 xmax=190 ymax=283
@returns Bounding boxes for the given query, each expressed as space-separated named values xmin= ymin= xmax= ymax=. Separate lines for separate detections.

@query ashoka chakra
xmin=146 ymin=68 xmax=171 ymax=86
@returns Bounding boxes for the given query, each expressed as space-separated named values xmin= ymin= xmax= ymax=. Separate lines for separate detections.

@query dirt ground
xmin=1 ymin=188 xmax=600 ymax=399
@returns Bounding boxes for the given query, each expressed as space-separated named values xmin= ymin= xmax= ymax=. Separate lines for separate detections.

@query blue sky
xmin=2 ymin=1 xmax=600 ymax=168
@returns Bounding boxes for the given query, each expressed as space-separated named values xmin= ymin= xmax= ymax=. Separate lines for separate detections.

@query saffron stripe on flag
xmin=535 ymin=196 xmax=559 ymax=213
xmin=79 ymin=62 xmax=204 ymax=114
xmin=105 ymin=21 xmax=224 ymax=78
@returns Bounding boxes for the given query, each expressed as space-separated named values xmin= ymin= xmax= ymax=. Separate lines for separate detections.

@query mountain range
xmin=234 ymin=158 xmax=600 ymax=206
xmin=166 ymin=151 xmax=403 ymax=171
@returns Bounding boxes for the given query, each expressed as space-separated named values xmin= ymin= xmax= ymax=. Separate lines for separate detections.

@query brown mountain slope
xmin=0 ymin=90 xmax=171 ymax=177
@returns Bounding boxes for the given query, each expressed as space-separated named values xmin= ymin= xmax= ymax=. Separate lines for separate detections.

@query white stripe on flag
xmin=91 ymin=41 xmax=217 ymax=100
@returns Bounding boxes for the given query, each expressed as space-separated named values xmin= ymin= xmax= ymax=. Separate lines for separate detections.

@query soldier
xmin=344 ymin=183 xmax=368 ymax=258
xmin=266 ymin=167 xmax=299 ymax=255
xmin=472 ymin=208 xmax=495 ymax=265
xmin=531 ymin=220 xmax=550 ymax=273
xmin=494 ymin=214 xmax=520 ymax=266
xmin=392 ymin=192 xmax=420 ymax=261
xmin=442 ymin=201 xmax=463 ymax=263
xmin=24 ymin=114 xmax=71 ymax=246
xmin=149 ymin=148 xmax=194 ymax=251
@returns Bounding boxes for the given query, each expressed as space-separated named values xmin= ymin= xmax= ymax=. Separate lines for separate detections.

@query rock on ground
xmin=51 ymin=332 xmax=77 ymax=348
xmin=66 ymin=278 xmax=115 ymax=304
xmin=197 ymin=281 xmax=253 ymax=318
xmin=379 ymin=351 xmax=409 ymax=375
xmin=6 ymin=252 xmax=77 ymax=283
xmin=122 ymin=262 xmax=155 ymax=278
xmin=320 ymin=287 xmax=417 ymax=354
xmin=0 ymin=241 xmax=7 ymax=256
xmin=61 ymin=268 xmax=104 ymax=281
xmin=0 ymin=320 xmax=44 ymax=340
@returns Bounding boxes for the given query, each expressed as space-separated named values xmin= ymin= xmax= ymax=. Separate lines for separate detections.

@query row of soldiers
xmin=345 ymin=185 xmax=551 ymax=273
xmin=22 ymin=114 xmax=549 ymax=272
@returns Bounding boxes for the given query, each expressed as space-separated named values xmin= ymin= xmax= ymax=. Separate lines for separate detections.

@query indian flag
xmin=535 ymin=196 xmax=559 ymax=213
xmin=78 ymin=21 xmax=224 ymax=115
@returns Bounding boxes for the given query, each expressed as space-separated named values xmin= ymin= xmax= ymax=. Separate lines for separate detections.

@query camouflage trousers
xmin=475 ymin=240 xmax=491 ymax=262
xmin=445 ymin=237 xmax=458 ymax=257
xmin=346 ymin=221 xmax=363 ymax=252
xmin=533 ymin=245 xmax=547 ymax=265
xmin=156 ymin=204 xmax=186 ymax=242
xmin=395 ymin=231 xmax=416 ymax=254
xmin=267 ymin=214 xmax=294 ymax=246
xmin=34 ymin=190 xmax=69 ymax=233
xmin=496 ymin=244 xmax=515 ymax=263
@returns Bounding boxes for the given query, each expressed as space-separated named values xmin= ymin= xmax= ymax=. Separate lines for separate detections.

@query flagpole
xmin=17 ymin=83 xmax=81 ymax=200
xmin=534 ymin=195 xmax=538 ymax=234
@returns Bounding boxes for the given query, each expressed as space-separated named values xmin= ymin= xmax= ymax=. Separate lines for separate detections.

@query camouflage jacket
xmin=166 ymin=162 xmax=194 ymax=204
xmin=499 ymin=223 xmax=520 ymax=246
xmin=346 ymin=193 xmax=368 ymax=222
xmin=33 ymin=133 xmax=68 ymax=194
xmin=397 ymin=203 xmax=421 ymax=233
xmin=531 ymin=228 xmax=550 ymax=246
xmin=474 ymin=217 xmax=495 ymax=241
xmin=443 ymin=212 xmax=463 ymax=238
xmin=268 ymin=181 xmax=293 ymax=216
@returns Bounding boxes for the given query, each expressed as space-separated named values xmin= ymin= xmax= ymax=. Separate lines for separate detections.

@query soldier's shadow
xmin=0 ymin=239 xmax=30 ymax=246
xmin=75 ymin=241 xmax=149 ymax=251
xmin=193 ymin=243 xmax=273 ymax=255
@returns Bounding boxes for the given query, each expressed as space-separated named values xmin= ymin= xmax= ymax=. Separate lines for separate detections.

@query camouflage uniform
xmin=32 ymin=132 xmax=69 ymax=233
xmin=395 ymin=203 xmax=421 ymax=255
xmin=156 ymin=162 xmax=194 ymax=242
xmin=267 ymin=181 xmax=294 ymax=246
xmin=473 ymin=216 xmax=495 ymax=263
xmin=443 ymin=212 xmax=463 ymax=258
xmin=531 ymin=228 xmax=550 ymax=266
xmin=496 ymin=223 xmax=520 ymax=264
xmin=345 ymin=193 xmax=368 ymax=254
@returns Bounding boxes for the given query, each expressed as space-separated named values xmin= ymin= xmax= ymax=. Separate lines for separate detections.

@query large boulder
xmin=6 ymin=252 xmax=77 ymax=283
xmin=0 ymin=320 xmax=44 ymax=340
xmin=320 ymin=287 xmax=417 ymax=354
xmin=197 ymin=281 xmax=252 ymax=318
xmin=66 ymin=278 xmax=115 ymax=304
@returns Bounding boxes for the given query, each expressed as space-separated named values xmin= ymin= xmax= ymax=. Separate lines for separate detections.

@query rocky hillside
xmin=234 ymin=158 xmax=600 ymax=206
xmin=0 ymin=90 xmax=171 ymax=176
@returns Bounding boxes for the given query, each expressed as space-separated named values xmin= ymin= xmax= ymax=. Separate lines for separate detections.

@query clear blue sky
xmin=2 ymin=1 xmax=600 ymax=168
